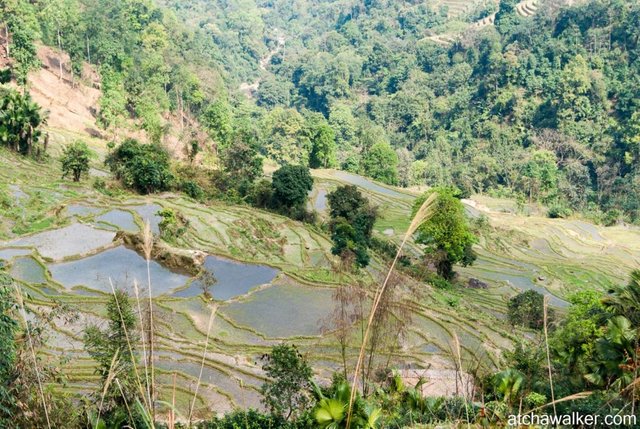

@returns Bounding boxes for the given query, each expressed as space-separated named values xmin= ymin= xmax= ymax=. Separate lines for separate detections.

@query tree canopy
xmin=413 ymin=188 xmax=477 ymax=279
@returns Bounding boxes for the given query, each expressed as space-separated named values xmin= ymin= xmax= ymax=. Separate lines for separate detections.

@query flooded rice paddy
xmin=221 ymin=283 xmax=334 ymax=337
xmin=3 ymin=168 xmax=632 ymax=411
xmin=49 ymin=245 xmax=190 ymax=295
xmin=7 ymin=223 xmax=116 ymax=259
xmin=174 ymin=255 xmax=279 ymax=300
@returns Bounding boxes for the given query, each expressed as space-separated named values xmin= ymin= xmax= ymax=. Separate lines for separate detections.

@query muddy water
xmin=11 ymin=256 xmax=47 ymax=283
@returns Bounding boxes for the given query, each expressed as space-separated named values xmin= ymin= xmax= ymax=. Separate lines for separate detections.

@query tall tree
xmin=309 ymin=123 xmax=337 ymax=169
xmin=260 ymin=344 xmax=313 ymax=421
xmin=362 ymin=141 xmax=399 ymax=186
xmin=413 ymin=188 xmax=476 ymax=280
xmin=0 ymin=87 xmax=46 ymax=158
xmin=327 ymin=185 xmax=377 ymax=267
xmin=60 ymin=140 xmax=92 ymax=181
xmin=271 ymin=164 xmax=314 ymax=212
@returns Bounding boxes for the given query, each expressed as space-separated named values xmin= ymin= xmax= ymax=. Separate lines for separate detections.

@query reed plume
xmin=115 ymin=377 xmax=135 ymax=426
xmin=346 ymin=192 xmax=438 ymax=428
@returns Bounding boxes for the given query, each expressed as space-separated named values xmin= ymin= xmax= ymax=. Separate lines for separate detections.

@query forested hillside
xmin=164 ymin=0 xmax=640 ymax=223
xmin=3 ymin=0 xmax=639 ymax=221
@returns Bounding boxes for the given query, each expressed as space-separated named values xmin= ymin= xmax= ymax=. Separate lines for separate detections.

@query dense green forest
xmin=3 ymin=0 xmax=640 ymax=222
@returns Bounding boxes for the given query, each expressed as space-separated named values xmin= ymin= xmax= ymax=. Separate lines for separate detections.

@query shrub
xmin=547 ymin=204 xmax=572 ymax=219
xmin=61 ymin=140 xmax=92 ymax=182
xmin=247 ymin=179 xmax=274 ymax=209
xmin=198 ymin=409 xmax=293 ymax=429
xmin=105 ymin=139 xmax=174 ymax=194
xmin=271 ymin=164 xmax=313 ymax=212
xmin=181 ymin=180 xmax=205 ymax=200
xmin=508 ymin=290 xmax=553 ymax=330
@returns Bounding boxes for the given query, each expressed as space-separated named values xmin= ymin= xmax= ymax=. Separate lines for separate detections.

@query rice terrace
xmin=1 ymin=0 xmax=640 ymax=427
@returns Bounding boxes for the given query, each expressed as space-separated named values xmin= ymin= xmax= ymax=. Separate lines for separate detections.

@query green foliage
xmin=0 ymin=283 xmax=18 ymax=426
xmin=413 ymin=188 xmax=477 ymax=279
xmin=97 ymin=66 xmax=127 ymax=132
xmin=3 ymin=0 xmax=41 ymax=86
xmin=158 ymin=207 xmax=188 ymax=239
xmin=522 ymin=150 xmax=558 ymax=203
xmin=83 ymin=289 xmax=140 ymax=424
xmin=551 ymin=290 xmax=608 ymax=387
xmin=262 ymin=108 xmax=312 ymax=165
xmin=507 ymin=290 xmax=551 ymax=330
xmin=361 ymin=141 xmax=398 ymax=186
xmin=202 ymin=100 xmax=233 ymax=150
xmin=60 ymin=140 xmax=92 ymax=182
xmin=0 ymin=86 xmax=46 ymax=158
xmin=309 ymin=122 xmax=337 ymax=169
xmin=247 ymin=179 xmax=274 ymax=209
xmin=327 ymin=185 xmax=377 ymax=267
xmin=494 ymin=0 xmax=521 ymax=36
xmin=181 ymin=180 xmax=205 ymax=200
xmin=312 ymin=378 xmax=382 ymax=429
xmin=105 ymin=139 xmax=174 ymax=194
xmin=199 ymin=409 xmax=293 ymax=429
xmin=257 ymin=77 xmax=292 ymax=108
xmin=271 ymin=164 xmax=313 ymax=213
xmin=547 ymin=204 xmax=572 ymax=219
xmin=260 ymin=344 xmax=313 ymax=421
xmin=221 ymin=139 xmax=264 ymax=196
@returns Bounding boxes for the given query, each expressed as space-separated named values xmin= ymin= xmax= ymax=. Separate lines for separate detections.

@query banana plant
xmin=312 ymin=380 xmax=382 ymax=429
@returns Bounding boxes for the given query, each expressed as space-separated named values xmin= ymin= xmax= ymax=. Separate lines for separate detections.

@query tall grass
xmin=134 ymin=279 xmax=153 ymax=413
xmin=96 ymin=351 xmax=121 ymax=426
xmin=108 ymin=278 xmax=153 ymax=418
xmin=143 ymin=221 xmax=156 ymax=421
xmin=346 ymin=192 xmax=438 ymax=428
xmin=13 ymin=283 xmax=52 ymax=429
xmin=543 ymin=296 xmax=556 ymax=417
xmin=188 ymin=303 xmax=219 ymax=427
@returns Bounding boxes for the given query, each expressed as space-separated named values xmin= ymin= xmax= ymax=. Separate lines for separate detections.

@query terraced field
xmin=428 ymin=0 xmax=541 ymax=45
xmin=1 ymin=147 xmax=636 ymax=417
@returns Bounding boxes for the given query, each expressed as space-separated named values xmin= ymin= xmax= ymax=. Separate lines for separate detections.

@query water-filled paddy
xmin=10 ymin=256 xmax=47 ymax=283
xmin=221 ymin=282 xmax=334 ymax=337
xmin=127 ymin=204 xmax=162 ymax=235
xmin=314 ymin=189 xmax=328 ymax=211
xmin=333 ymin=171 xmax=410 ymax=199
xmin=49 ymin=245 xmax=189 ymax=295
xmin=8 ymin=223 xmax=116 ymax=259
xmin=9 ymin=184 xmax=27 ymax=200
xmin=462 ymin=259 xmax=567 ymax=307
xmin=155 ymin=357 xmax=262 ymax=408
xmin=0 ymin=247 xmax=33 ymax=260
xmin=66 ymin=205 xmax=102 ymax=217
xmin=174 ymin=255 xmax=279 ymax=300
xmin=95 ymin=209 xmax=139 ymax=232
